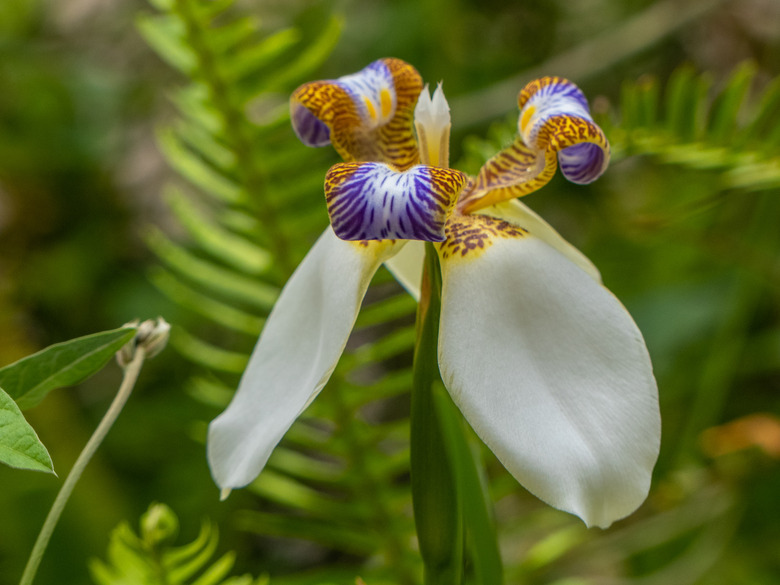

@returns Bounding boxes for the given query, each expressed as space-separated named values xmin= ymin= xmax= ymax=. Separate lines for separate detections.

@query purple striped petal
xmin=325 ymin=162 xmax=467 ymax=242
xmin=291 ymin=101 xmax=331 ymax=147
xmin=518 ymin=77 xmax=610 ymax=184
xmin=290 ymin=59 xmax=423 ymax=169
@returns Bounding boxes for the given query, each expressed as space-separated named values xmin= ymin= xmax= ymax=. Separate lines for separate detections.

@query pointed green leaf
xmin=145 ymin=227 xmax=278 ymax=310
xmin=164 ymin=185 xmax=272 ymax=275
xmin=411 ymin=244 xmax=464 ymax=585
xmin=156 ymin=128 xmax=242 ymax=204
xmin=709 ymin=61 xmax=757 ymax=143
xmin=0 ymin=387 xmax=54 ymax=473
xmin=149 ymin=267 xmax=264 ymax=335
xmin=262 ymin=15 xmax=343 ymax=91
xmin=136 ymin=13 xmax=197 ymax=74
xmin=170 ymin=327 xmax=249 ymax=374
xmin=224 ymin=28 xmax=302 ymax=84
xmin=0 ymin=327 xmax=137 ymax=410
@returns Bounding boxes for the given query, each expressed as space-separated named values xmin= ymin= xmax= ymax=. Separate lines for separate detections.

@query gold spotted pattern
xmin=459 ymin=114 xmax=608 ymax=214
xmin=291 ymin=58 xmax=423 ymax=171
xmin=533 ymin=114 xmax=608 ymax=154
xmin=436 ymin=212 xmax=528 ymax=261
xmin=459 ymin=137 xmax=554 ymax=213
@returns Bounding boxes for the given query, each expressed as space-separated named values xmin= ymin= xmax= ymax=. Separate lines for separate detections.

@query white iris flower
xmin=207 ymin=58 xmax=661 ymax=529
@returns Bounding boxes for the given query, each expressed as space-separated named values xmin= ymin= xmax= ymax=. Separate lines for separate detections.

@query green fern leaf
xmin=90 ymin=504 xmax=266 ymax=585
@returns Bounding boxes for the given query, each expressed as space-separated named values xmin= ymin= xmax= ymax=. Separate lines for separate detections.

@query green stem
xmin=410 ymin=244 xmax=504 ymax=585
xmin=19 ymin=348 xmax=147 ymax=585
xmin=410 ymin=243 xmax=463 ymax=585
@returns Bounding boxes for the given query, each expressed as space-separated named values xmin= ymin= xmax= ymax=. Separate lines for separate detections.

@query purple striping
xmin=558 ymin=143 xmax=606 ymax=184
xmin=291 ymin=103 xmax=331 ymax=147
xmin=327 ymin=163 xmax=451 ymax=241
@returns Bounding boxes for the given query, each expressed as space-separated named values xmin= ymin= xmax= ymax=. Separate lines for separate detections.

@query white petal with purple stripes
xmin=325 ymin=162 xmax=466 ymax=242
xmin=519 ymin=78 xmax=609 ymax=185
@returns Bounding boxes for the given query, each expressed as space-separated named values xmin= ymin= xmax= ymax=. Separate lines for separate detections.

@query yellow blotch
xmin=364 ymin=96 xmax=378 ymax=121
xmin=520 ymin=105 xmax=535 ymax=133
xmin=380 ymin=88 xmax=393 ymax=119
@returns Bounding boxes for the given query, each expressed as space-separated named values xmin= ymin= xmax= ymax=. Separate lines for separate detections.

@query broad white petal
xmin=480 ymin=199 xmax=601 ymax=282
xmin=384 ymin=239 xmax=424 ymax=300
xmin=208 ymin=228 xmax=400 ymax=491
xmin=438 ymin=232 xmax=660 ymax=528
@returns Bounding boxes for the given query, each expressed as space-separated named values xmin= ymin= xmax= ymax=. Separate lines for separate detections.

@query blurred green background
xmin=1 ymin=0 xmax=779 ymax=584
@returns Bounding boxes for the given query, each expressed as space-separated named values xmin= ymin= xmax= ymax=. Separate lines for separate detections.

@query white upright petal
xmin=480 ymin=199 xmax=601 ymax=282
xmin=384 ymin=240 xmax=424 ymax=300
xmin=208 ymin=228 xmax=401 ymax=491
xmin=438 ymin=233 xmax=660 ymax=528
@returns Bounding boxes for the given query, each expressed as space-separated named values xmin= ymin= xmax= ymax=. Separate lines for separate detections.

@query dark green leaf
xmin=0 ymin=327 xmax=137 ymax=410
xmin=0 ymin=386 xmax=54 ymax=473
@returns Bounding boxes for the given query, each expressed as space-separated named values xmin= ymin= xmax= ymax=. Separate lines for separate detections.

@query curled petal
xmin=460 ymin=136 xmax=552 ymax=212
xmin=461 ymin=77 xmax=609 ymax=213
xmin=325 ymin=162 xmax=467 ymax=241
xmin=436 ymin=216 xmax=659 ymax=528
xmin=207 ymin=229 xmax=402 ymax=492
xmin=291 ymin=58 xmax=423 ymax=169
xmin=519 ymin=77 xmax=610 ymax=184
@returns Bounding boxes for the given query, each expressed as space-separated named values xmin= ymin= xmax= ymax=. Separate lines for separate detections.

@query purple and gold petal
xmin=519 ymin=77 xmax=610 ymax=184
xmin=459 ymin=137 xmax=554 ymax=213
xmin=325 ymin=162 xmax=467 ymax=242
xmin=460 ymin=77 xmax=609 ymax=212
xmin=291 ymin=58 xmax=423 ymax=169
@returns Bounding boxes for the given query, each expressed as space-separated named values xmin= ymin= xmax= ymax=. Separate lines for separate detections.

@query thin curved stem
xmin=19 ymin=347 xmax=147 ymax=585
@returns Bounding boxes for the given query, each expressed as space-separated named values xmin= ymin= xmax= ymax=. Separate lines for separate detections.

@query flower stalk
xmin=411 ymin=242 xmax=464 ymax=585
xmin=19 ymin=319 xmax=168 ymax=585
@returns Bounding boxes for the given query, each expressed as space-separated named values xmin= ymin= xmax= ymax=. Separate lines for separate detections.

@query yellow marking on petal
xmin=436 ymin=212 xmax=528 ymax=262
xmin=380 ymin=88 xmax=393 ymax=119
xmin=290 ymin=58 xmax=422 ymax=169
xmin=349 ymin=238 xmax=400 ymax=259
xmin=364 ymin=96 xmax=378 ymax=122
xmin=520 ymin=105 xmax=535 ymax=133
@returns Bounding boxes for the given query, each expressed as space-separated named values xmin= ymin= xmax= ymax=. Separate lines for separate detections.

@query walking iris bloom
xmin=208 ymin=58 xmax=661 ymax=529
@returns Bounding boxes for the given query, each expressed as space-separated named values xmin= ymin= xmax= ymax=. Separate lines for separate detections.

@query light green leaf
xmin=0 ymin=386 xmax=54 ymax=473
xmin=0 ymin=327 xmax=137 ymax=410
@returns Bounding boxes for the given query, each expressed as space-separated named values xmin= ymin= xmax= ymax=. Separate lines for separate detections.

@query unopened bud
xmin=116 ymin=317 xmax=171 ymax=368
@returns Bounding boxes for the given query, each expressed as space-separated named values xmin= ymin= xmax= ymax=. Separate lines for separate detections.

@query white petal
xmin=207 ymin=228 xmax=400 ymax=491
xmin=438 ymin=233 xmax=660 ymax=528
xmin=479 ymin=199 xmax=602 ymax=282
xmin=384 ymin=240 xmax=424 ymax=300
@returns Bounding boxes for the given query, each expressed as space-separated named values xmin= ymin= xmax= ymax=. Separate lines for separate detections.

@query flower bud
xmin=116 ymin=317 xmax=171 ymax=368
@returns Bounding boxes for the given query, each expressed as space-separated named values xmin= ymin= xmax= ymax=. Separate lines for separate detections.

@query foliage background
xmin=1 ymin=0 xmax=779 ymax=584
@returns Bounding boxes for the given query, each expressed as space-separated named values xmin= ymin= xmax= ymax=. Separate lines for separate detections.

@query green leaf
xmin=0 ymin=386 xmax=54 ymax=473
xmin=411 ymin=245 xmax=463 ymax=585
xmin=0 ymin=327 xmax=137 ymax=410
xmin=156 ymin=128 xmax=242 ymax=204
xmin=136 ymin=13 xmax=197 ymax=74
xmin=90 ymin=503 xmax=265 ymax=585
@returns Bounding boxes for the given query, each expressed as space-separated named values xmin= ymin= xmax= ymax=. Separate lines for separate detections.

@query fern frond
xmin=89 ymin=503 xmax=268 ymax=585
xmin=139 ymin=1 xmax=421 ymax=581
xmin=459 ymin=63 xmax=780 ymax=195
xmin=604 ymin=62 xmax=780 ymax=192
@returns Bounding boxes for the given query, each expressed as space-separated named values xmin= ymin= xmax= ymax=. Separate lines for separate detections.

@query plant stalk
xmin=19 ymin=347 xmax=147 ymax=585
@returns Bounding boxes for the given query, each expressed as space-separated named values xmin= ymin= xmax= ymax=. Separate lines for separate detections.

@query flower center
xmin=414 ymin=84 xmax=451 ymax=168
